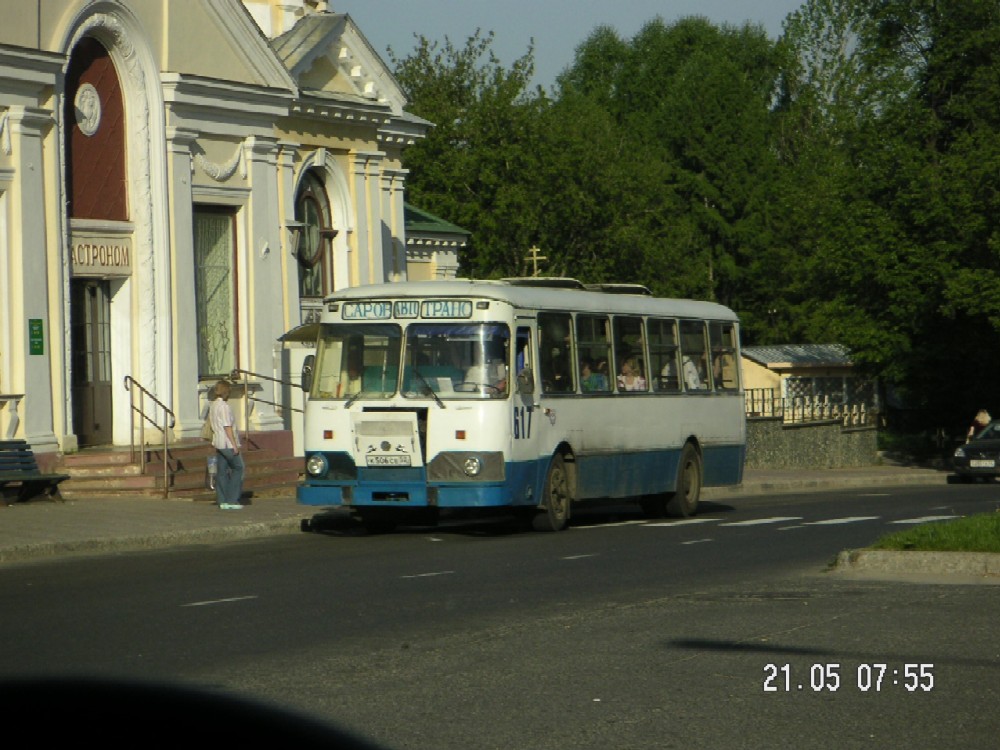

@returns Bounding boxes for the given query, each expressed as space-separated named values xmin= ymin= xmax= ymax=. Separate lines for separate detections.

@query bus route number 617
xmin=514 ymin=406 xmax=532 ymax=440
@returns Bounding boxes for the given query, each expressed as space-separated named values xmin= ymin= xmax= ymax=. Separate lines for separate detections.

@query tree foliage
xmin=390 ymin=3 xmax=1000 ymax=430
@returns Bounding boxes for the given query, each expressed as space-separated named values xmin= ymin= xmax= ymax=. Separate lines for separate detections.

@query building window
xmin=295 ymin=171 xmax=333 ymax=301
xmin=194 ymin=208 xmax=238 ymax=377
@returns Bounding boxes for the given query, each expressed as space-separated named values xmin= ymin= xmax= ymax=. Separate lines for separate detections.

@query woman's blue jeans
xmin=214 ymin=449 xmax=245 ymax=505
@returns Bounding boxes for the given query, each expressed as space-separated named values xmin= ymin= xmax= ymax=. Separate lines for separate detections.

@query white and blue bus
xmin=297 ymin=278 xmax=745 ymax=531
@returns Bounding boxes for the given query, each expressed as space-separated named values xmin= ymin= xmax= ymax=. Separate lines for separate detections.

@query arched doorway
xmin=64 ymin=36 xmax=128 ymax=447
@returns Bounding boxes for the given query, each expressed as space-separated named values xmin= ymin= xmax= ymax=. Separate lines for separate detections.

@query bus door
xmin=509 ymin=323 xmax=543 ymax=505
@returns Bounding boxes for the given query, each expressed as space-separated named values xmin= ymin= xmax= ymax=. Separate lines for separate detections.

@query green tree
xmin=779 ymin=0 xmax=1000 ymax=428
xmin=389 ymin=30 xmax=548 ymax=277
xmin=553 ymin=18 xmax=785 ymax=308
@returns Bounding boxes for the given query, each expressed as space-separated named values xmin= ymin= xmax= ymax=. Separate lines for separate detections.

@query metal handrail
xmin=228 ymin=367 xmax=304 ymax=450
xmin=123 ymin=376 xmax=175 ymax=498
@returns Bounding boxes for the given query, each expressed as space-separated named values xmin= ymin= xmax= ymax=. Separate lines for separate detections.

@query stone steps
xmin=56 ymin=435 xmax=302 ymax=501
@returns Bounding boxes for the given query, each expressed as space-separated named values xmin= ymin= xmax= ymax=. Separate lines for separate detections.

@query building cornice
xmin=162 ymin=73 xmax=293 ymax=129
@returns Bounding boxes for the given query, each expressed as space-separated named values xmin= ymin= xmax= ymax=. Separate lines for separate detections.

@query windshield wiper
xmin=411 ymin=367 xmax=446 ymax=409
xmin=344 ymin=390 xmax=367 ymax=409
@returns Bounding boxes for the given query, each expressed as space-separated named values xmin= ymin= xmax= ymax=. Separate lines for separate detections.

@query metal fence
xmin=745 ymin=388 xmax=876 ymax=427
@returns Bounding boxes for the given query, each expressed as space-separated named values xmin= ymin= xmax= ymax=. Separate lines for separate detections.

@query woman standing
xmin=209 ymin=379 xmax=244 ymax=509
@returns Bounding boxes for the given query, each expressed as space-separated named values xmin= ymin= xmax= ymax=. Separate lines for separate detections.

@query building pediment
xmin=271 ymin=13 xmax=407 ymax=116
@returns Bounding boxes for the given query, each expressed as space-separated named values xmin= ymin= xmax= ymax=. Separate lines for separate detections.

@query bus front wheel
xmin=665 ymin=443 xmax=702 ymax=518
xmin=533 ymin=454 xmax=570 ymax=532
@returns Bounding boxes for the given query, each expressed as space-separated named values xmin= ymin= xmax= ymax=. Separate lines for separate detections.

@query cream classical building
xmin=0 ymin=0 xmax=433 ymax=461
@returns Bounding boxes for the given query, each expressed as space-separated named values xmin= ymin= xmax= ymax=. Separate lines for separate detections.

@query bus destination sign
xmin=342 ymin=299 xmax=473 ymax=320
xmin=421 ymin=300 xmax=473 ymax=319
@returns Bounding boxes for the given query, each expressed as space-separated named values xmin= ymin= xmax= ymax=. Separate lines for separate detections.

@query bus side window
xmin=709 ymin=321 xmax=740 ymax=391
xmin=648 ymin=318 xmax=680 ymax=392
xmin=679 ymin=320 xmax=709 ymax=391
xmin=538 ymin=312 xmax=574 ymax=393
xmin=576 ymin=314 xmax=611 ymax=393
xmin=612 ymin=315 xmax=648 ymax=392
xmin=515 ymin=326 xmax=533 ymax=394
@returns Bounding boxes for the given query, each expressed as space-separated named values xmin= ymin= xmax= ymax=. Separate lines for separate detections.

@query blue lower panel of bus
xmin=297 ymin=472 xmax=520 ymax=509
xmin=572 ymin=444 xmax=743 ymax=499
xmin=296 ymin=444 xmax=743 ymax=509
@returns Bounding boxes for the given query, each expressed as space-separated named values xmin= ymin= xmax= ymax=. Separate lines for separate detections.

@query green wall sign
xmin=28 ymin=319 xmax=44 ymax=355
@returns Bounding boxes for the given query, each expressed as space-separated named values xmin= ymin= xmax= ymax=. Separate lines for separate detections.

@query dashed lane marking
xmin=578 ymin=520 xmax=647 ymax=529
xmin=401 ymin=571 xmax=455 ymax=579
xmin=891 ymin=515 xmax=961 ymax=525
xmin=183 ymin=595 xmax=258 ymax=608
xmin=719 ymin=516 xmax=803 ymax=527
xmin=804 ymin=516 xmax=881 ymax=525
xmin=644 ymin=518 xmax=718 ymax=527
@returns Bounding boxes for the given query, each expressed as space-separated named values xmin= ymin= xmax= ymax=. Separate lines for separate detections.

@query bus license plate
xmin=367 ymin=455 xmax=411 ymax=467
xmin=970 ymin=459 xmax=995 ymax=468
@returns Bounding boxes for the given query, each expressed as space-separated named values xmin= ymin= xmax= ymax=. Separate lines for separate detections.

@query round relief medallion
xmin=74 ymin=83 xmax=102 ymax=137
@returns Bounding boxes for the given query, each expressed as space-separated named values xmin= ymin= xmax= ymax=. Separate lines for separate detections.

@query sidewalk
xmin=0 ymin=463 xmax=962 ymax=568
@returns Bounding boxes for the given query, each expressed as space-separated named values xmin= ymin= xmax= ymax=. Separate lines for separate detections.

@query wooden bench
xmin=0 ymin=440 xmax=70 ymax=503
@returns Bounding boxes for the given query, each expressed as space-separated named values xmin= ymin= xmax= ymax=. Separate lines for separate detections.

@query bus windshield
xmin=402 ymin=323 xmax=510 ymax=399
xmin=310 ymin=323 xmax=402 ymax=400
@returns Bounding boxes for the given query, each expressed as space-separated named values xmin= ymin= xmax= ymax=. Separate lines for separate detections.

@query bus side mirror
xmin=301 ymin=354 xmax=315 ymax=393
xmin=516 ymin=367 xmax=535 ymax=395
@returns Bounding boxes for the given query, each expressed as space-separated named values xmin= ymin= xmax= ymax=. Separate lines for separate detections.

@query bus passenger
xmin=580 ymin=358 xmax=608 ymax=392
xmin=617 ymin=357 xmax=646 ymax=391
xmin=682 ymin=355 xmax=705 ymax=390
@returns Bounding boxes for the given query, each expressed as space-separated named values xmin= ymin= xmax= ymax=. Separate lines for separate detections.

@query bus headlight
xmin=428 ymin=452 xmax=504 ymax=481
xmin=306 ymin=453 xmax=329 ymax=477
xmin=463 ymin=457 xmax=483 ymax=477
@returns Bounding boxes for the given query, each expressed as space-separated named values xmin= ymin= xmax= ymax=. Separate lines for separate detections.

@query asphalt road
xmin=1 ymin=483 xmax=998 ymax=749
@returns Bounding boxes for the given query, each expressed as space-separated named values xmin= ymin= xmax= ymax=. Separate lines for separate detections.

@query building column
xmin=244 ymin=135 xmax=283 ymax=432
xmin=276 ymin=141 xmax=299 ymax=333
xmin=381 ymin=167 xmax=408 ymax=281
xmin=6 ymin=106 xmax=58 ymax=452
xmin=165 ymin=127 xmax=203 ymax=438
xmin=351 ymin=151 xmax=386 ymax=285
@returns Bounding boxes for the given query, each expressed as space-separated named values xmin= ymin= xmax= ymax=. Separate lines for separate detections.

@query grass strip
xmin=870 ymin=512 xmax=1000 ymax=553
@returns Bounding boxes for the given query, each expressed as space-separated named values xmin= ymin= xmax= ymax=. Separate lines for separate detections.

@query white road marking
xmin=681 ymin=538 xmax=714 ymax=545
xmin=401 ymin=570 xmax=455 ymax=579
xmin=719 ymin=517 xmax=803 ymax=527
xmin=183 ymin=595 xmax=258 ymax=608
xmin=804 ymin=516 xmax=881 ymax=525
xmin=645 ymin=518 xmax=718 ymax=527
xmin=577 ymin=520 xmax=647 ymax=529
xmin=561 ymin=554 xmax=598 ymax=560
xmin=891 ymin=515 xmax=961 ymax=525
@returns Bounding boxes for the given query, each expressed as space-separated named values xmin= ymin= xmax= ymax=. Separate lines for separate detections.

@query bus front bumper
xmin=296 ymin=480 xmax=519 ymax=509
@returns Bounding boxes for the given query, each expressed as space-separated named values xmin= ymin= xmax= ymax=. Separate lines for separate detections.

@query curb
xmin=0 ymin=517 xmax=304 ymax=564
xmin=703 ymin=471 xmax=947 ymax=498
xmin=834 ymin=549 xmax=1000 ymax=582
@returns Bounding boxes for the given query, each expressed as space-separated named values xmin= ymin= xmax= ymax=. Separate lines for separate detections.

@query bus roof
xmin=325 ymin=279 xmax=739 ymax=321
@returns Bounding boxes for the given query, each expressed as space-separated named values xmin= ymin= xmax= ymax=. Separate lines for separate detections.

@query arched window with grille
xmin=294 ymin=170 xmax=335 ymax=305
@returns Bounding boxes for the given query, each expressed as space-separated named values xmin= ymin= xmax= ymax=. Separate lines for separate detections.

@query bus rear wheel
xmin=533 ymin=453 xmax=570 ymax=532
xmin=665 ymin=443 xmax=702 ymax=518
